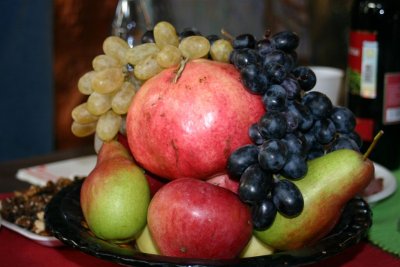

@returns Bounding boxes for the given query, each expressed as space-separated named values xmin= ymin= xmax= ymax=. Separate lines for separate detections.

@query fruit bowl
xmin=45 ymin=179 xmax=372 ymax=267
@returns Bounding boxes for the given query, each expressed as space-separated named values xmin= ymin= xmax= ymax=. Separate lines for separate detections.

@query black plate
xmin=45 ymin=179 xmax=372 ymax=267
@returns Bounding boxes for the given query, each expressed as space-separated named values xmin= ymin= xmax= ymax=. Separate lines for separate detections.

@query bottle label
xmin=383 ymin=72 xmax=400 ymax=124
xmin=348 ymin=31 xmax=378 ymax=99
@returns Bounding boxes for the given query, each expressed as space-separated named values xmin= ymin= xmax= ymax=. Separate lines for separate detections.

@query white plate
xmin=364 ymin=162 xmax=398 ymax=204
xmin=1 ymin=218 xmax=63 ymax=247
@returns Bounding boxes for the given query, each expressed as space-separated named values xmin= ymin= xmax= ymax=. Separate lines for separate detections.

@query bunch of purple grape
xmin=227 ymin=31 xmax=362 ymax=230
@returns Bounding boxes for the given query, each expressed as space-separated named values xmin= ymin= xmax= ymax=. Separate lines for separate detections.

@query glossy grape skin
xmin=78 ymin=71 xmax=95 ymax=95
xmin=330 ymin=106 xmax=356 ymax=133
xmin=71 ymin=103 xmax=99 ymax=124
xmin=328 ymin=136 xmax=360 ymax=152
xmin=126 ymin=43 xmax=160 ymax=66
xmin=230 ymin=48 xmax=259 ymax=70
xmin=153 ymin=21 xmax=179 ymax=49
xmin=302 ymin=91 xmax=333 ymax=119
xmin=179 ymin=35 xmax=211 ymax=59
xmin=341 ymin=131 xmax=363 ymax=148
xmin=256 ymin=38 xmax=276 ymax=57
xmin=251 ymin=199 xmax=277 ymax=231
xmin=262 ymin=84 xmax=287 ymax=111
xmin=262 ymin=50 xmax=294 ymax=72
xmin=141 ymin=30 xmax=155 ymax=43
xmin=71 ymin=121 xmax=97 ymax=137
xmin=281 ymin=154 xmax=308 ymax=180
xmin=271 ymin=31 xmax=300 ymax=52
xmin=248 ymin=123 xmax=264 ymax=145
xmin=233 ymin=33 xmax=256 ymax=49
xmin=206 ymin=34 xmax=220 ymax=44
xmin=179 ymin=27 xmax=201 ymax=39
xmin=238 ymin=164 xmax=274 ymax=204
xmin=156 ymin=44 xmax=182 ymax=68
xmin=307 ymin=141 xmax=325 ymax=160
xmin=280 ymin=76 xmax=301 ymax=100
xmin=287 ymin=101 xmax=314 ymax=132
xmin=282 ymin=133 xmax=306 ymax=156
xmin=283 ymin=111 xmax=299 ymax=133
xmin=292 ymin=66 xmax=316 ymax=91
xmin=258 ymin=111 xmax=287 ymax=139
xmin=227 ymin=144 xmax=259 ymax=180
xmin=241 ymin=64 xmax=269 ymax=95
xmin=210 ymin=39 xmax=233 ymax=63
xmin=264 ymin=62 xmax=287 ymax=84
xmin=272 ymin=179 xmax=304 ymax=217
xmin=312 ymin=118 xmax=336 ymax=144
xmin=258 ymin=139 xmax=288 ymax=172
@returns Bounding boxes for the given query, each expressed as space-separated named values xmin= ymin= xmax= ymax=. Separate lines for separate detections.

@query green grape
xmin=96 ymin=110 xmax=122 ymax=141
xmin=87 ymin=91 xmax=113 ymax=116
xmin=210 ymin=39 xmax=233 ymax=63
xmin=112 ymin=82 xmax=136 ymax=114
xmin=153 ymin=21 xmax=179 ymax=49
xmin=78 ymin=71 xmax=95 ymax=95
xmin=91 ymin=67 xmax=125 ymax=94
xmin=92 ymin=54 xmax=121 ymax=71
xmin=71 ymin=121 xmax=97 ymax=137
xmin=126 ymin=43 xmax=160 ymax=66
xmin=71 ymin=102 xmax=99 ymax=123
xmin=134 ymin=54 xmax=163 ymax=80
xmin=103 ymin=36 xmax=129 ymax=65
xmin=179 ymin=36 xmax=210 ymax=59
xmin=156 ymin=44 xmax=182 ymax=68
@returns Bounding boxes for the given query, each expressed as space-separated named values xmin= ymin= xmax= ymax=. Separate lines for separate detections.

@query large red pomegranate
xmin=126 ymin=59 xmax=264 ymax=180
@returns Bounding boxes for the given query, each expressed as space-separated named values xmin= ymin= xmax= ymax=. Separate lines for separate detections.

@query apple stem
xmin=173 ymin=57 xmax=189 ymax=83
xmin=363 ymin=130 xmax=384 ymax=161
xmin=220 ymin=28 xmax=234 ymax=41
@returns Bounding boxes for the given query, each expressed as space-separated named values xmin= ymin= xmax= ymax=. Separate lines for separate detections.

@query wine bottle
xmin=346 ymin=0 xmax=400 ymax=169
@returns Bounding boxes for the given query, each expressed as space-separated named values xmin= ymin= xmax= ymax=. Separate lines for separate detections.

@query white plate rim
xmin=364 ymin=162 xmax=398 ymax=204
xmin=1 ymin=218 xmax=63 ymax=247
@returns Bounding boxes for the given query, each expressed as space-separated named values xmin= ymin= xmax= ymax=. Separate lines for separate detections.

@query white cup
xmin=308 ymin=66 xmax=345 ymax=106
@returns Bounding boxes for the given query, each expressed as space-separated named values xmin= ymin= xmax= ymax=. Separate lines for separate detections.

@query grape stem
xmin=220 ymin=28 xmax=234 ymax=41
xmin=173 ymin=57 xmax=189 ymax=83
xmin=363 ymin=130 xmax=384 ymax=160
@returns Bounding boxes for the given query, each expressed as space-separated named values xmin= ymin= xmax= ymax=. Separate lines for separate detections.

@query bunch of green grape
xmin=71 ymin=21 xmax=233 ymax=142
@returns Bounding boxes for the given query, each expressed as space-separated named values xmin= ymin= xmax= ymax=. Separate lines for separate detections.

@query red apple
xmin=147 ymin=178 xmax=252 ymax=259
xmin=126 ymin=59 xmax=264 ymax=180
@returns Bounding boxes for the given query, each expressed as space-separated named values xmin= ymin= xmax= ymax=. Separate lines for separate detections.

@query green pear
xmin=136 ymin=225 xmax=161 ymax=255
xmin=80 ymin=140 xmax=150 ymax=242
xmin=240 ymin=235 xmax=274 ymax=258
xmin=254 ymin=149 xmax=374 ymax=250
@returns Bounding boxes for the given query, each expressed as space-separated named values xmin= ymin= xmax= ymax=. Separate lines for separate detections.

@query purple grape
xmin=251 ymin=198 xmax=277 ymax=230
xmin=302 ymin=91 xmax=333 ymax=119
xmin=258 ymin=139 xmax=288 ymax=172
xmin=271 ymin=31 xmax=300 ymax=52
xmin=292 ymin=66 xmax=316 ymax=91
xmin=262 ymin=84 xmax=287 ymax=111
xmin=258 ymin=111 xmax=287 ymax=139
xmin=227 ymin=144 xmax=259 ymax=180
xmin=249 ymin=123 xmax=264 ymax=145
xmin=281 ymin=153 xmax=308 ymax=180
xmin=233 ymin=33 xmax=256 ymax=49
xmin=272 ymin=179 xmax=304 ymax=217
xmin=313 ymin=118 xmax=336 ymax=144
xmin=330 ymin=106 xmax=356 ymax=134
xmin=238 ymin=164 xmax=274 ymax=204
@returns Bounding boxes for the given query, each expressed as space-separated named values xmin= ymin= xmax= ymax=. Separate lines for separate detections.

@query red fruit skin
xmin=144 ymin=172 xmax=167 ymax=197
xmin=126 ymin=59 xmax=265 ymax=180
xmin=147 ymin=178 xmax=252 ymax=259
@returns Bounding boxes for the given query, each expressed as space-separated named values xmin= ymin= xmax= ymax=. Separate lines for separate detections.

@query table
xmin=1 ymin=148 xmax=400 ymax=267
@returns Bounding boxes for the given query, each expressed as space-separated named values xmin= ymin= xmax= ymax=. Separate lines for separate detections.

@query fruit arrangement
xmin=71 ymin=21 xmax=375 ymax=260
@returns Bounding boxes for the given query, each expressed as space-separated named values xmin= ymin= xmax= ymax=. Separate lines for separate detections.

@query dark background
xmin=0 ymin=0 xmax=352 ymax=162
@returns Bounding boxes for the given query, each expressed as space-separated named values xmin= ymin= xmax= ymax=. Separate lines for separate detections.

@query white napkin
xmin=16 ymin=155 xmax=97 ymax=186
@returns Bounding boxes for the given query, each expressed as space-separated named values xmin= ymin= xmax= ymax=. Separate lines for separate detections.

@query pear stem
xmin=173 ymin=57 xmax=189 ymax=83
xmin=363 ymin=130 xmax=384 ymax=160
